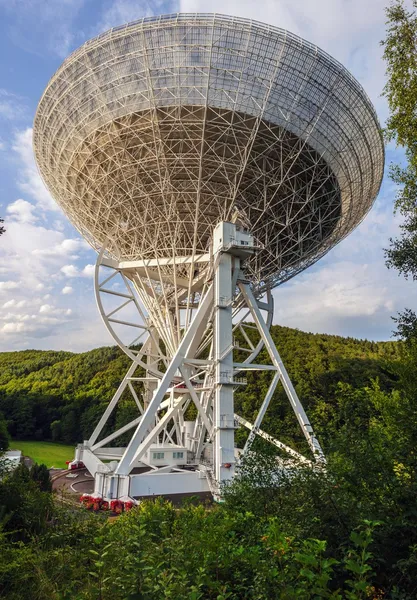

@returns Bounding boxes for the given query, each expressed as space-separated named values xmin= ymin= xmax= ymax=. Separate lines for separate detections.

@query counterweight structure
xmin=33 ymin=14 xmax=384 ymax=502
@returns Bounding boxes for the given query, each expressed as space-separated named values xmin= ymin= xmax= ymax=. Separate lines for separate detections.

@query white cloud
xmin=61 ymin=264 xmax=80 ymax=278
xmin=33 ymin=237 xmax=88 ymax=258
xmin=82 ymin=264 xmax=95 ymax=278
xmin=6 ymin=198 xmax=37 ymax=223
xmin=4 ymin=299 xmax=28 ymax=309
xmin=62 ymin=286 xmax=73 ymax=295
xmin=2 ymin=299 xmax=16 ymax=308
xmin=12 ymin=128 xmax=58 ymax=212
xmin=39 ymin=303 xmax=53 ymax=314
xmin=0 ymin=281 xmax=19 ymax=293
xmin=61 ymin=263 xmax=94 ymax=278
xmin=1 ymin=322 xmax=26 ymax=334
xmin=38 ymin=303 xmax=71 ymax=316
xmin=1 ymin=220 xmax=72 ymax=284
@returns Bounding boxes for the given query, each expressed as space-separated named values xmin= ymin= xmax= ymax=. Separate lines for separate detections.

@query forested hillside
xmin=0 ymin=325 xmax=401 ymax=456
xmin=3 ymin=325 xmax=417 ymax=598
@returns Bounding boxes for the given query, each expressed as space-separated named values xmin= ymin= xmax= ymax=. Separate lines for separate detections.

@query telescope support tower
xmin=71 ymin=222 xmax=324 ymax=503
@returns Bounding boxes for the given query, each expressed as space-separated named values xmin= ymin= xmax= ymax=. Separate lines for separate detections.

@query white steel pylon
xmin=73 ymin=222 xmax=324 ymax=502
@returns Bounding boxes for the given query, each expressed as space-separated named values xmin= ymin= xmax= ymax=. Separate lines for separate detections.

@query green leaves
xmin=383 ymin=1 xmax=417 ymax=284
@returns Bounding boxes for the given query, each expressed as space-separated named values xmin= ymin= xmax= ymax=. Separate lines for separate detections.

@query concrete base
xmin=72 ymin=443 xmax=212 ymax=502
xmin=91 ymin=467 xmax=210 ymax=501
xmin=130 ymin=470 xmax=210 ymax=497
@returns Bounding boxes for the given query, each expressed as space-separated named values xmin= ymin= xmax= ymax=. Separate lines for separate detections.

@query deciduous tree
xmin=383 ymin=1 xmax=417 ymax=339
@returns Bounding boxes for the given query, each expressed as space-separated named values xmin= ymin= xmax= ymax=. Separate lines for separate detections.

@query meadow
xmin=10 ymin=439 xmax=74 ymax=469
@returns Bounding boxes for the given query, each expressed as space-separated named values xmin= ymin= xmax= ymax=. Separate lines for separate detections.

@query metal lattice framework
xmin=33 ymin=14 xmax=384 ymax=502
xmin=33 ymin=13 xmax=384 ymax=294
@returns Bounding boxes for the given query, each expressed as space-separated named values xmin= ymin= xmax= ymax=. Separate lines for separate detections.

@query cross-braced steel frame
xmin=34 ymin=13 xmax=384 ymax=294
xmin=33 ymin=14 xmax=384 ymax=501
xmin=77 ymin=222 xmax=324 ymax=501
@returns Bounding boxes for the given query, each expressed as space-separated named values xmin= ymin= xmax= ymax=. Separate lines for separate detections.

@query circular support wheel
xmin=95 ymin=247 xmax=274 ymax=375
xmin=94 ymin=247 xmax=163 ymax=378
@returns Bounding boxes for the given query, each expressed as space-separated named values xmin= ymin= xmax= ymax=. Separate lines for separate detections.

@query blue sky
xmin=0 ymin=0 xmax=416 ymax=352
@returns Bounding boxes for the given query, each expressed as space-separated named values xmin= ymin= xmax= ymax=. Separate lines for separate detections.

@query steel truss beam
xmin=80 ymin=222 xmax=324 ymax=501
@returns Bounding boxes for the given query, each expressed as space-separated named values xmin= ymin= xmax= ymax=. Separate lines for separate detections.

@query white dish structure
xmin=33 ymin=14 xmax=384 ymax=502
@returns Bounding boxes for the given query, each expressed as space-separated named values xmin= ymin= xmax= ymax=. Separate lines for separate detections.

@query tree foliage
xmin=0 ymin=330 xmax=401 ymax=457
xmin=0 ymin=413 xmax=10 ymax=454
xmin=383 ymin=1 xmax=417 ymax=279
xmin=0 ymin=326 xmax=415 ymax=596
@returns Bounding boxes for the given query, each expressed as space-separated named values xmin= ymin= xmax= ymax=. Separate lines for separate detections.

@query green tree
xmin=0 ymin=463 xmax=52 ymax=542
xmin=383 ymin=0 xmax=417 ymax=278
xmin=383 ymin=1 xmax=417 ymax=340
xmin=60 ymin=409 xmax=78 ymax=443
xmin=0 ymin=413 xmax=10 ymax=453
xmin=50 ymin=419 xmax=61 ymax=442
xmin=30 ymin=463 xmax=52 ymax=493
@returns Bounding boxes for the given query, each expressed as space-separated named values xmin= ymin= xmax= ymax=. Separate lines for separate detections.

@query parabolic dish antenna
xmin=34 ymin=14 xmax=384 ymax=504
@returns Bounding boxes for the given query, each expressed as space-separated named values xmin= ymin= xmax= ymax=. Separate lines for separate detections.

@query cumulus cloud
xmin=7 ymin=198 xmax=37 ymax=223
xmin=62 ymin=286 xmax=73 ymax=295
xmin=2 ymin=299 xmax=27 ymax=308
xmin=61 ymin=264 xmax=80 ymax=278
xmin=82 ymin=264 xmax=95 ymax=278
xmin=12 ymin=128 xmax=58 ymax=212
xmin=39 ymin=303 xmax=53 ymax=314
xmin=33 ymin=238 xmax=88 ymax=258
xmin=0 ymin=281 xmax=19 ymax=293
xmin=61 ymin=263 xmax=95 ymax=278
xmin=1 ymin=322 xmax=26 ymax=334
xmin=39 ymin=303 xmax=72 ymax=316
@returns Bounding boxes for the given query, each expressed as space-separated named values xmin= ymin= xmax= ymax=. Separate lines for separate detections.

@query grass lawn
xmin=10 ymin=440 xmax=75 ymax=469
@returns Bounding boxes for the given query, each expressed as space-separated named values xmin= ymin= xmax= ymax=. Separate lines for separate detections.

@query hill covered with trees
xmin=4 ymin=1 xmax=417 ymax=595
xmin=0 ymin=326 xmax=401 ymax=456
xmin=2 ymin=324 xmax=417 ymax=597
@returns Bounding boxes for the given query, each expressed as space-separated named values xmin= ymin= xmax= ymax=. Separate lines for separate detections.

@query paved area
xmin=51 ymin=469 xmax=213 ymax=506
xmin=51 ymin=468 xmax=94 ymax=496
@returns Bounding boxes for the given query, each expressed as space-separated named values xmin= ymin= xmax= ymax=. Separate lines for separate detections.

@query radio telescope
xmin=34 ymin=14 xmax=384 ymax=503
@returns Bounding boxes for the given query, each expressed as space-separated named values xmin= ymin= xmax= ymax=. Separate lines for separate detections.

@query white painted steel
xmin=34 ymin=13 xmax=384 ymax=295
xmin=214 ymin=226 xmax=236 ymax=487
xmin=239 ymin=282 xmax=325 ymax=461
xmin=115 ymin=284 xmax=213 ymax=475
xmin=235 ymin=414 xmax=313 ymax=466
xmin=242 ymin=372 xmax=281 ymax=455
xmin=33 ymin=13 xmax=384 ymax=499
xmin=88 ymin=361 xmax=138 ymax=447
